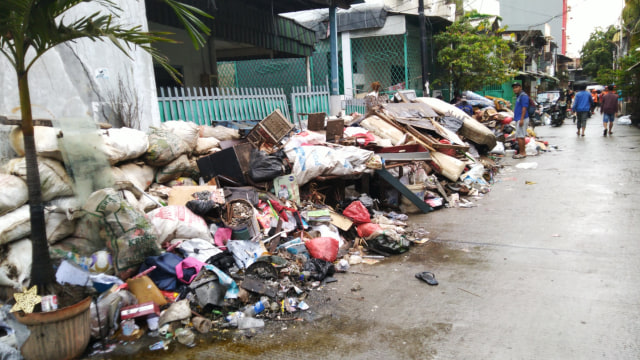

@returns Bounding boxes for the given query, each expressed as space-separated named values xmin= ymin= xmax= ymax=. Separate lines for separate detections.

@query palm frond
xmin=163 ymin=0 xmax=212 ymax=50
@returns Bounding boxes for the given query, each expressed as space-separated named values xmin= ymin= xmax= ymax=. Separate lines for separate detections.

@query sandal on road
xmin=512 ymin=154 xmax=526 ymax=159
xmin=415 ymin=272 xmax=438 ymax=285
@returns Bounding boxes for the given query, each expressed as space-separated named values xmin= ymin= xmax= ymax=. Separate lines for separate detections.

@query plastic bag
xmin=368 ymin=233 xmax=410 ymax=254
xmin=356 ymin=223 xmax=382 ymax=239
xmin=302 ymin=258 xmax=335 ymax=281
xmin=138 ymin=252 xmax=184 ymax=291
xmin=342 ymin=201 xmax=371 ymax=224
xmin=248 ymin=149 xmax=288 ymax=182
xmin=186 ymin=199 xmax=218 ymax=217
xmin=177 ymin=239 xmax=222 ymax=263
xmin=304 ymin=237 xmax=339 ymax=262
xmin=176 ymin=257 xmax=205 ymax=284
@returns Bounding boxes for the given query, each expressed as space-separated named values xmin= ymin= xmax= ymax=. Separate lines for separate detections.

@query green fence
xmin=158 ymin=87 xmax=291 ymax=125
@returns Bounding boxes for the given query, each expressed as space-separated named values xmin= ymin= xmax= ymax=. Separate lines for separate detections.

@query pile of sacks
xmin=0 ymin=121 xmax=240 ymax=290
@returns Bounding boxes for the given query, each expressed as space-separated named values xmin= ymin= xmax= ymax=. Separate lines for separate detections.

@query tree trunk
xmin=18 ymin=70 xmax=56 ymax=293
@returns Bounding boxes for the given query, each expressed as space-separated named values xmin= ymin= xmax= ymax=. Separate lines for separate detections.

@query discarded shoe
xmin=512 ymin=154 xmax=526 ymax=159
xmin=415 ymin=271 xmax=438 ymax=285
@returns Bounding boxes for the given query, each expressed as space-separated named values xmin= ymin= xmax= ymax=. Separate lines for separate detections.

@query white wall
xmin=0 ymin=0 xmax=160 ymax=132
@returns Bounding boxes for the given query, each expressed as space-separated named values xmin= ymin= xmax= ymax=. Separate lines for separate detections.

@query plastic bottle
xmin=242 ymin=297 xmax=269 ymax=317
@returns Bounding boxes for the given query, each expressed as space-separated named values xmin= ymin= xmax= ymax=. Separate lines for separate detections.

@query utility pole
xmin=419 ymin=0 xmax=429 ymax=96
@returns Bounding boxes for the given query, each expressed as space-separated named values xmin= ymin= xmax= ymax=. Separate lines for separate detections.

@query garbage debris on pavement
xmin=0 ymin=89 xmax=557 ymax=356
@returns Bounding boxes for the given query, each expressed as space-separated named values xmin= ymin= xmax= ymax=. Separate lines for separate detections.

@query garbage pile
xmin=0 ymin=90 xmax=549 ymax=355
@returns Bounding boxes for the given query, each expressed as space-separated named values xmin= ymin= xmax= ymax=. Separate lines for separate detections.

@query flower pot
xmin=15 ymin=296 xmax=92 ymax=360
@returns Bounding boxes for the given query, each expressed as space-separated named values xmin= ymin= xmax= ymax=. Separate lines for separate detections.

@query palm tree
xmin=0 ymin=0 xmax=210 ymax=294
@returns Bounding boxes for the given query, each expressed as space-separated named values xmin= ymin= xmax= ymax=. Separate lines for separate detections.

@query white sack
xmin=194 ymin=137 xmax=221 ymax=155
xmin=161 ymin=121 xmax=199 ymax=153
xmin=0 ymin=238 xmax=32 ymax=289
xmin=198 ymin=125 xmax=240 ymax=141
xmin=117 ymin=163 xmax=155 ymax=191
xmin=147 ymin=205 xmax=211 ymax=246
xmin=144 ymin=127 xmax=188 ymax=166
xmin=100 ymin=128 xmax=149 ymax=165
xmin=176 ymin=238 xmax=222 ymax=263
xmin=155 ymin=155 xmax=191 ymax=184
xmin=0 ymin=204 xmax=75 ymax=246
xmin=0 ymin=174 xmax=28 ymax=216
xmin=360 ymin=116 xmax=406 ymax=145
xmin=5 ymin=157 xmax=74 ymax=201
xmin=10 ymin=126 xmax=62 ymax=160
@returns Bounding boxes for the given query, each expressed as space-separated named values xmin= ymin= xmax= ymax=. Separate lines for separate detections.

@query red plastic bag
xmin=305 ymin=237 xmax=339 ymax=262
xmin=356 ymin=223 xmax=382 ymax=238
xmin=342 ymin=201 xmax=370 ymax=224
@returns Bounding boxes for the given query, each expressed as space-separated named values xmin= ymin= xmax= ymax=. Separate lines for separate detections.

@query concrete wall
xmin=0 ymin=0 xmax=160 ymax=136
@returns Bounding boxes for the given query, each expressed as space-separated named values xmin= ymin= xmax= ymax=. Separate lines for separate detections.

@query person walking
xmin=600 ymin=84 xmax=620 ymax=136
xmin=511 ymin=82 xmax=529 ymax=159
xmin=572 ymin=84 xmax=593 ymax=136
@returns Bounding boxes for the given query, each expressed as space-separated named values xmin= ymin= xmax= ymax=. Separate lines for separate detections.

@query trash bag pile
xmin=0 ymin=91 xmax=551 ymax=354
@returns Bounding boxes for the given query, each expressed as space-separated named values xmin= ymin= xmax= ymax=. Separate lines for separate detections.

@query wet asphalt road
xmin=101 ymin=114 xmax=640 ymax=360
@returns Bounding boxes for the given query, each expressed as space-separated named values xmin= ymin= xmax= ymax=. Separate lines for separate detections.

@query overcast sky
xmin=566 ymin=0 xmax=625 ymax=57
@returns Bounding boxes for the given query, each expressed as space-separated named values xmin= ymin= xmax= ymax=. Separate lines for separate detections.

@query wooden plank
xmin=0 ymin=116 xmax=53 ymax=127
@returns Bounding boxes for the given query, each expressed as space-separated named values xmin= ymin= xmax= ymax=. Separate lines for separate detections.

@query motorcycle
xmin=548 ymin=103 xmax=564 ymax=127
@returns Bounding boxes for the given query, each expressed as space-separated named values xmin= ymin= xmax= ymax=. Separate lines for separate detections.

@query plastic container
xmin=242 ymin=298 xmax=269 ymax=317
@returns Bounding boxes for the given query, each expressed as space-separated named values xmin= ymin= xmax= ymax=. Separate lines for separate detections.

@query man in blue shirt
xmin=512 ymin=82 xmax=529 ymax=159
xmin=571 ymin=84 xmax=593 ymax=136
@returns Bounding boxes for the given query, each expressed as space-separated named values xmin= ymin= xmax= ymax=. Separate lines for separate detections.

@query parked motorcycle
xmin=548 ymin=103 xmax=564 ymax=127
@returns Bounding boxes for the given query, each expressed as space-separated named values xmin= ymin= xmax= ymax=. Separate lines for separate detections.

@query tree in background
xmin=0 ymin=0 xmax=209 ymax=295
xmin=434 ymin=12 xmax=522 ymax=94
xmin=580 ymin=26 xmax=617 ymax=78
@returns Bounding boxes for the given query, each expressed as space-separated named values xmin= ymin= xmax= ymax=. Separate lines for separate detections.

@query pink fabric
xmin=214 ymin=227 xmax=233 ymax=250
xmin=175 ymin=257 xmax=205 ymax=284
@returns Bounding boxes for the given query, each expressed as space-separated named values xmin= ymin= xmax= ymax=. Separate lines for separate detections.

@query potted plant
xmin=0 ymin=1 xmax=210 ymax=358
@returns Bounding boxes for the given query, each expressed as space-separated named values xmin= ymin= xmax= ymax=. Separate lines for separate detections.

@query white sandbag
xmin=194 ymin=137 xmax=221 ymax=155
xmin=100 ymin=128 xmax=149 ymax=165
xmin=0 ymin=204 xmax=75 ymax=246
xmin=283 ymin=131 xmax=326 ymax=152
xmin=415 ymin=97 xmax=472 ymax=121
xmin=46 ymin=211 xmax=76 ymax=245
xmin=117 ymin=163 xmax=155 ymax=191
xmin=430 ymin=151 xmax=466 ymax=182
xmin=147 ymin=205 xmax=211 ymax=246
xmin=0 ymin=238 xmax=32 ymax=289
xmin=0 ymin=174 xmax=28 ymax=216
xmin=156 ymin=154 xmax=191 ymax=184
xmin=5 ymin=157 xmax=74 ymax=201
xmin=10 ymin=126 xmax=62 ymax=160
xmin=47 ymin=196 xmax=83 ymax=220
xmin=161 ymin=121 xmax=199 ymax=153
xmin=121 ymin=190 xmax=143 ymax=213
xmin=0 ymin=205 xmax=31 ymax=246
xmin=198 ymin=125 xmax=240 ymax=141
xmin=360 ymin=116 xmax=406 ymax=146
xmin=144 ymin=127 xmax=188 ymax=166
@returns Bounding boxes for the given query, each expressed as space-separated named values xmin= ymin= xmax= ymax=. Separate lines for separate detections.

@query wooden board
xmin=168 ymin=186 xmax=225 ymax=206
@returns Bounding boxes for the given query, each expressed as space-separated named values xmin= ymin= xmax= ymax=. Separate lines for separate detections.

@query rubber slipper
xmin=415 ymin=272 xmax=438 ymax=285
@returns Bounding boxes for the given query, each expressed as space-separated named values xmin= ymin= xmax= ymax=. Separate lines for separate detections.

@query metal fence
xmin=157 ymin=87 xmax=291 ymax=125
xmin=290 ymin=85 xmax=330 ymax=123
